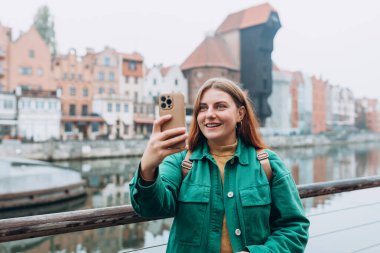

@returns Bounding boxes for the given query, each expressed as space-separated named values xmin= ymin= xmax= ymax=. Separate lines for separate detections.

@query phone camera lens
xmin=166 ymin=99 xmax=172 ymax=105
xmin=160 ymin=96 xmax=166 ymax=102
xmin=161 ymin=103 xmax=166 ymax=109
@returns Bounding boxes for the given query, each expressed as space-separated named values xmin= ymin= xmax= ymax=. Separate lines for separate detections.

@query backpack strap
xmin=256 ymin=149 xmax=273 ymax=182
xmin=181 ymin=150 xmax=192 ymax=179
xmin=181 ymin=149 xmax=273 ymax=182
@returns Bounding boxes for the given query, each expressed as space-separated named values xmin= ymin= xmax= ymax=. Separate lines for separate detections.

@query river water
xmin=1 ymin=142 xmax=380 ymax=253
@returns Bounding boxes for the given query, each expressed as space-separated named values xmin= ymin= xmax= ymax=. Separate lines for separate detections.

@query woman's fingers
xmin=152 ymin=115 xmax=172 ymax=133
xmin=158 ymin=127 xmax=186 ymax=141
xmin=161 ymin=132 xmax=188 ymax=149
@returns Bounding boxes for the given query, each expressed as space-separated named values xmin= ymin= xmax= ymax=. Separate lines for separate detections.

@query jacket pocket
xmin=175 ymin=183 xmax=210 ymax=246
xmin=240 ymin=184 xmax=272 ymax=245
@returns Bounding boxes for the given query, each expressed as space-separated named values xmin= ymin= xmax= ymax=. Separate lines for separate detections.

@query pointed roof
xmin=160 ymin=66 xmax=170 ymax=76
xmin=216 ymin=3 xmax=277 ymax=34
xmin=120 ymin=52 xmax=144 ymax=62
xmin=181 ymin=36 xmax=238 ymax=70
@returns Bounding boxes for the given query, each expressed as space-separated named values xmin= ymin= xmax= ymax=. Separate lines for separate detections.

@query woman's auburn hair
xmin=187 ymin=77 xmax=268 ymax=151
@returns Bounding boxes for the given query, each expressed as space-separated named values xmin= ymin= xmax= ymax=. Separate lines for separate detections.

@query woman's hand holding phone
xmin=140 ymin=114 xmax=188 ymax=181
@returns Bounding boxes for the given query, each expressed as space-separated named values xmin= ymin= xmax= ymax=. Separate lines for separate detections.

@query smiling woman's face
xmin=197 ymin=88 xmax=245 ymax=146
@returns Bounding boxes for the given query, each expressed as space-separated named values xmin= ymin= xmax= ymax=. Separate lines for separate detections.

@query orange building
xmin=53 ymin=49 xmax=105 ymax=140
xmin=7 ymin=27 xmax=53 ymax=92
xmin=0 ymin=22 xmax=11 ymax=91
xmin=311 ymin=76 xmax=327 ymax=134
xmin=83 ymin=47 xmax=119 ymax=96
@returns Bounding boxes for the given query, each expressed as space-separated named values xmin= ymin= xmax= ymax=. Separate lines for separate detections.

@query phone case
xmin=158 ymin=93 xmax=186 ymax=148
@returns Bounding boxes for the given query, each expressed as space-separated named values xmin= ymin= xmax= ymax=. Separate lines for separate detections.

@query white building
xmin=92 ymin=94 xmax=134 ymax=139
xmin=143 ymin=65 xmax=188 ymax=103
xmin=266 ymin=70 xmax=292 ymax=134
xmin=17 ymin=89 xmax=61 ymax=141
xmin=326 ymin=84 xmax=355 ymax=129
xmin=118 ymin=53 xmax=144 ymax=103
xmin=0 ymin=92 xmax=17 ymax=137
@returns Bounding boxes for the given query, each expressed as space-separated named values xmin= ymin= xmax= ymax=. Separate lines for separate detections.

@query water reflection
xmin=1 ymin=142 xmax=380 ymax=253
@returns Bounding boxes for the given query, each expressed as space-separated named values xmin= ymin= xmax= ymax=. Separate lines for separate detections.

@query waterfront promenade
xmin=0 ymin=132 xmax=379 ymax=161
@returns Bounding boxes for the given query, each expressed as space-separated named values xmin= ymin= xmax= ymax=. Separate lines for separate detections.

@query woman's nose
xmin=206 ymin=107 xmax=216 ymax=118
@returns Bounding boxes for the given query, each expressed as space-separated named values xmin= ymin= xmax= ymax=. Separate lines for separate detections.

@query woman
xmin=129 ymin=78 xmax=309 ymax=252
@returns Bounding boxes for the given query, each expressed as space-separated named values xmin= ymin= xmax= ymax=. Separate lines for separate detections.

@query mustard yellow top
xmin=208 ymin=140 xmax=237 ymax=253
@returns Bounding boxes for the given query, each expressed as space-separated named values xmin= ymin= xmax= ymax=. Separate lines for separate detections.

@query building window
xmin=83 ymin=88 xmax=89 ymax=97
xmin=63 ymin=73 xmax=67 ymax=80
xmin=4 ymin=100 xmax=13 ymax=109
xmin=78 ymin=74 xmax=82 ymax=81
xmin=153 ymin=78 xmax=157 ymax=85
xmin=70 ymin=86 xmax=76 ymax=96
xmin=64 ymin=122 xmax=73 ymax=132
xmin=135 ymin=77 xmax=138 ymax=84
xmin=29 ymin=50 xmax=35 ymax=59
xmin=91 ymin=122 xmax=99 ymax=132
xmin=70 ymin=73 xmax=75 ymax=80
xmin=98 ymin=72 xmax=105 ymax=81
xmin=125 ymin=76 xmax=129 ymax=83
xmin=109 ymin=88 xmax=114 ymax=95
xmin=124 ymin=125 xmax=129 ymax=135
xmin=124 ymin=103 xmax=129 ymax=112
xmin=175 ymin=78 xmax=178 ymax=86
xmin=134 ymin=92 xmax=138 ymax=102
xmin=107 ymin=103 xmax=112 ymax=112
xmin=99 ymin=87 xmax=104 ymax=94
xmin=128 ymin=61 xmax=137 ymax=71
xmin=82 ymin=105 xmax=88 ymax=116
xmin=36 ymin=101 xmax=44 ymax=110
xmin=69 ymin=104 xmax=76 ymax=116
xmin=37 ymin=68 xmax=43 ymax=76
xmin=104 ymin=57 xmax=110 ymax=67
xmin=116 ymin=103 xmax=120 ymax=112
xmin=109 ymin=72 xmax=115 ymax=81
xmin=18 ymin=67 xmax=32 ymax=75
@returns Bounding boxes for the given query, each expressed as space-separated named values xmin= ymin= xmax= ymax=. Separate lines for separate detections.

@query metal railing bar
xmin=310 ymin=220 xmax=380 ymax=238
xmin=297 ymin=175 xmax=380 ymax=198
xmin=351 ymin=242 xmax=380 ymax=253
xmin=307 ymin=200 xmax=380 ymax=217
xmin=1 ymin=175 xmax=380 ymax=243
xmin=122 ymin=243 xmax=167 ymax=252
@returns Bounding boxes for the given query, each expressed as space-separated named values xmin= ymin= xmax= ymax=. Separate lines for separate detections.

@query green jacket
xmin=129 ymin=139 xmax=309 ymax=253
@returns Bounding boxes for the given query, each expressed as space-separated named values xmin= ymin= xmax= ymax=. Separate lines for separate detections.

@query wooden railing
xmin=1 ymin=175 xmax=380 ymax=243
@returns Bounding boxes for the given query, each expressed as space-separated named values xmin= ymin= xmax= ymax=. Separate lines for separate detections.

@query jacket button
xmin=227 ymin=192 xmax=234 ymax=198
xmin=235 ymin=229 xmax=241 ymax=236
xmin=230 ymin=159 xmax=234 ymax=165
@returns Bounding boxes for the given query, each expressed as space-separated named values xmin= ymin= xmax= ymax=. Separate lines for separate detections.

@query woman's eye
xmin=217 ymin=104 xmax=226 ymax=110
xmin=199 ymin=105 xmax=207 ymax=112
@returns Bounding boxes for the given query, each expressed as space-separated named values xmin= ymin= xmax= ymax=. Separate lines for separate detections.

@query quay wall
xmin=1 ymin=133 xmax=380 ymax=161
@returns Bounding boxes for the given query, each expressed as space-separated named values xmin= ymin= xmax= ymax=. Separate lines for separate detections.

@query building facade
xmin=311 ymin=76 xmax=327 ymax=134
xmin=17 ymin=89 xmax=61 ymax=141
xmin=265 ymin=68 xmax=292 ymax=134
xmin=8 ymin=27 xmax=53 ymax=92
xmin=53 ymin=49 xmax=105 ymax=140
xmin=0 ymin=91 xmax=17 ymax=137
xmin=119 ymin=52 xmax=144 ymax=102
xmin=0 ymin=22 xmax=11 ymax=92
xmin=144 ymin=65 xmax=188 ymax=103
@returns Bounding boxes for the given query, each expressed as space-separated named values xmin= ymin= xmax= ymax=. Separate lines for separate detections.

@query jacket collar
xmin=190 ymin=138 xmax=249 ymax=165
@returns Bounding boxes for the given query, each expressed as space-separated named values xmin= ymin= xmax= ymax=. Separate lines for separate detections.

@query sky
xmin=0 ymin=0 xmax=379 ymax=98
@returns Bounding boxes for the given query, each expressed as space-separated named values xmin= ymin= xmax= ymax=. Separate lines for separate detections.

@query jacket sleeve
xmin=247 ymin=152 xmax=310 ymax=253
xmin=129 ymin=152 xmax=184 ymax=218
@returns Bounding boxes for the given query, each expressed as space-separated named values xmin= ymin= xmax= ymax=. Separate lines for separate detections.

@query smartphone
xmin=158 ymin=92 xmax=186 ymax=149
